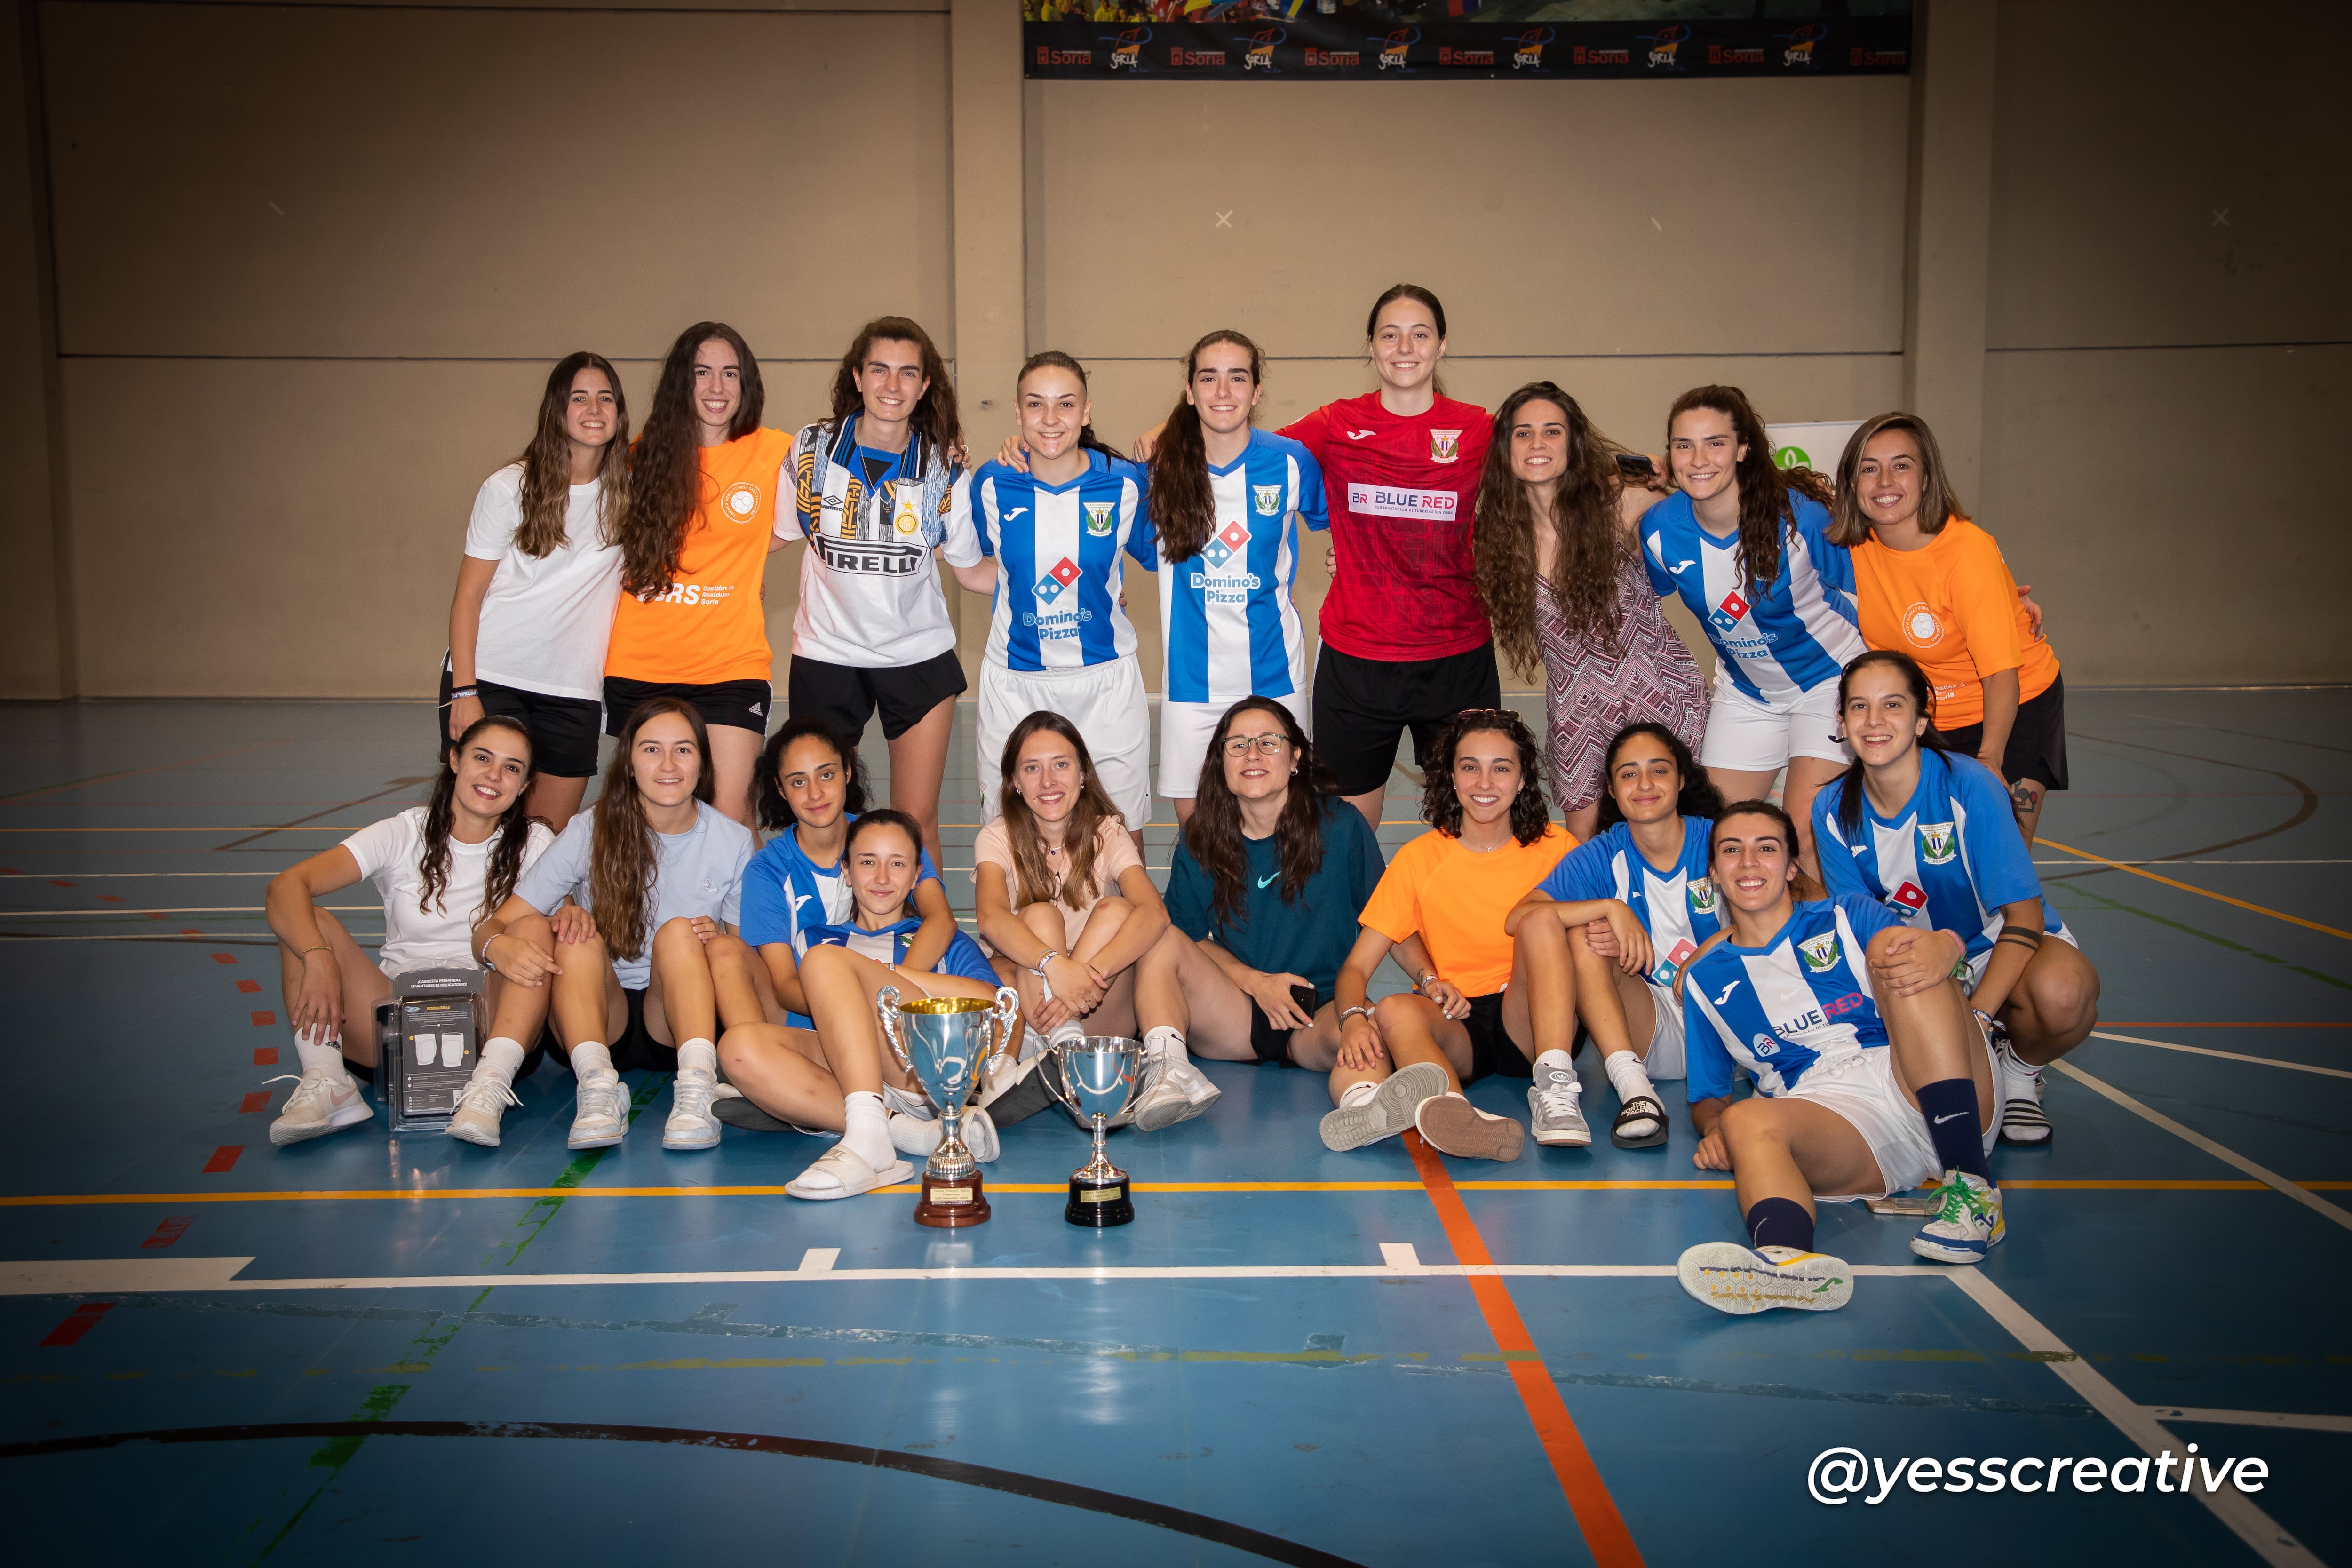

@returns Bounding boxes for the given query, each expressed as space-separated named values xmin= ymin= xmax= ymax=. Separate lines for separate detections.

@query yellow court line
xmin=2036 ymin=834 xmax=2352 ymax=942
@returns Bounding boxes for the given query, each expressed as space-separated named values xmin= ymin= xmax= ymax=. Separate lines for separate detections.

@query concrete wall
xmin=0 ymin=0 xmax=2342 ymax=699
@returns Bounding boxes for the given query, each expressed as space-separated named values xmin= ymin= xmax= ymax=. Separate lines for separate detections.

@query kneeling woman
xmin=1133 ymin=697 xmax=1385 ymax=1127
xmin=1505 ymin=723 xmax=1725 ymax=1150
xmin=261 ymin=716 xmax=555 ymax=1146
xmin=474 ymin=698 xmax=755 ymax=1152
xmin=1675 ymin=802 xmax=2004 ymax=1318
xmin=1330 ymin=710 xmax=1574 ymax=1161
xmin=1812 ymin=650 xmax=2097 ymax=1145
xmin=720 ymin=809 xmax=1017 ymax=1200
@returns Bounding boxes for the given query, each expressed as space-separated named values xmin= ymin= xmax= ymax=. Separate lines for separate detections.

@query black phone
xmin=1615 ymin=453 xmax=1657 ymax=478
xmin=1290 ymin=984 xmax=1320 ymax=1018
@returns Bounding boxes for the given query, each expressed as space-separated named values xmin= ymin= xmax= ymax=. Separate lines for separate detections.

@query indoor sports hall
xmin=1 ymin=3 xmax=2344 ymax=1565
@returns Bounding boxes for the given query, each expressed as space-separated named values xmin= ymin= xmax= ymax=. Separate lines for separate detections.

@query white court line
xmin=2033 ymin=860 xmax=2350 ymax=866
xmin=1951 ymin=1271 xmax=2322 ymax=1568
xmin=2051 ymin=1059 xmax=2352 ymax=1234
xmin=2091 ymin=1030 xmax=2352 ymax=1081
xmin=2145 ymin=1407 xmax=2352 ymax=1435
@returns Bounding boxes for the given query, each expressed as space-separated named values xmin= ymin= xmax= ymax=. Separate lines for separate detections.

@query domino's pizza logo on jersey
xmin=1035 ymin=557 xmax=1081 ymax=601
xmin=1708 ymin=589 xmax=1751 ymax=633
xmin=1889 ymin=881 xmax=1929 ymax=913
xmin=1430 ymin=429 xmax=1462 ymax=462
xmin=1253 ymin=483 xmax=1283 ymax=516
xmin=1918 ymin=822 xmax=1957 ymax=865
xmin=1083 ymin=501 xmax=1116 ymax=537
xmin=1687 ymin=877 xmax=1717 ymax=915
xmin=1797 ymin=931 xmax=1841 ymax=973
xmin=1654 ymin=937 xmax=1699 ymax=989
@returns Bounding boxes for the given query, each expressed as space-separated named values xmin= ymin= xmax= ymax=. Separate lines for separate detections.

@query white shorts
xmin=1637 ymin=980 xmax=1687 ymax=1080
xmin=1787 ymin=1020 xmax=1998 ymax=1203
xmin=1699 ymin=674 xmax=1848 ymax=774
xmin=1158 ymin=690 xmax=1311 ymax=801
xmin=977 ymin=654 xmax=1152 ymax=833
xmin=1963 ymin=920 xmax=2080 ymax=992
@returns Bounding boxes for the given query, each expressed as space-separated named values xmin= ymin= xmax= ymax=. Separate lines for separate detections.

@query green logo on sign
xmin=1774 ymin=445 xmax=1809 ymax=469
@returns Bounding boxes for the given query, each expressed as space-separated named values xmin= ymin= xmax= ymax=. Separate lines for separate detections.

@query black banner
xmin=1025 ymin=14 xmax=1911 ymax=81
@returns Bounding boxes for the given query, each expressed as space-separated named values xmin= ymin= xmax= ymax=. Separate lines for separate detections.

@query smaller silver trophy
xmin=876 ymin=985 xmax=1020 ymax=1227
xmin=1045 ymin=1035 xmax=1146 ymax=1227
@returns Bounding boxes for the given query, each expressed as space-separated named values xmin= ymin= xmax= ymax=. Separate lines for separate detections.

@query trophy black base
xmin=1065 ymin=1173 xmax=1133 ymax=1227
xmin=915 ymin=1170 xmax=990 ymax=1227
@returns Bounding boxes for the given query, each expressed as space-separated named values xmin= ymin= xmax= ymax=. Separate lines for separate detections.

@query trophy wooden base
xmin=914 ymin=1170 xmax=990 ymax=1227
xmin=1065 ymin=1173 xmax=1134 ymax=1227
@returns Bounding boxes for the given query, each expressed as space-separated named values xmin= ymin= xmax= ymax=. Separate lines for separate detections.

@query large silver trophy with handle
xmin=876 ymin=985 xmax=1020 ymax=1228
xmin=1044 ymin=1035 xmax=1145 ymax=1228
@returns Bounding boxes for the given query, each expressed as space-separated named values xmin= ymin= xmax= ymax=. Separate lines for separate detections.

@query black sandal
xmin=1610 ymin=1094 xmax=1669 ymax=1150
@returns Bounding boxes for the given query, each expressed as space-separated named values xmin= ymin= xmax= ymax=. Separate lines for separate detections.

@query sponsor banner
xmin=1765 ymin=420 xmax=1864 ymax=476
xmin=1024 ymin=12 xmax=1909 ymax=81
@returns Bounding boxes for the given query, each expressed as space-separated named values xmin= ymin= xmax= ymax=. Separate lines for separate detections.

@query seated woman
xmin=1329 ymin=710 xmax=1574 ymax=1160
xmin=1132 ymin=696 xmax=1386 ymax=1128
xmin=1675 ymin=801 xmax=2004 ymax=1319
xmin=1505 ymin=722 xmax=1725 ymax=1150
xmin=260 ymin=715 xmax=555 ymax=1147
xmin=1812 ymin=650 xmax=2098 ymax=1145
xmin=971 ymin=711 xmax=1190 ymax=1125
xmin=719 ymin=809 xmax=1017 ymax=1200
xmin=473 ymin=698 xmax=755 ymax=1153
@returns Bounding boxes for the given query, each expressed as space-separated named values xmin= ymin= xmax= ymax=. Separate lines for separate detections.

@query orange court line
xmin=1406 ymin=1131 xmax=1645 ymax=1568
xmin=2035 ymin=835 xmax=2352 ymax=941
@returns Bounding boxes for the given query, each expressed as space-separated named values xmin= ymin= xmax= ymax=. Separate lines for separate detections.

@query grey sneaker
xmin=1319 ymin=1062 xmax=1447 ymax=1152
xmin=662 ymin=1072 xmax=721 ymax=1151
xmin=1527 ymin=1064 xmax=1593 ymax=1148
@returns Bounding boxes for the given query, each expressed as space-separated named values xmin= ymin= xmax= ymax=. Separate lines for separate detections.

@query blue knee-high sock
xmin=1915 ymin=1078 xmax=1991 ymax=1182
xmin=1744 ymin=1196 xmax=1814 ymax=1253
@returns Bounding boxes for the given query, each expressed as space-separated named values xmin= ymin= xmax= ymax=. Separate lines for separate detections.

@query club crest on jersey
xmin=1083 ymin=501 xmax=1116 ymax=537
xmin=1687 ymin=877 xmax=1717 ymax=915
xmin=891 ymin=487 xmax=922 ymax=536
xmin=1035 ymin=557 xmax=1081 ymax=601
xmin=1919 ymin=822 xmax=1957 ymax=865
xmin=1429 ymin=429 xmax=1462 ymax=463
xmin=1889 ymin=881 xmax=1929 ymax=913
xmin=1797 ymin=932 xmax=1841 ymax=973
xmin=1709 ymin=589 xmax=1751 ymax=633
xmin=1253 ymin=483 xmax=1283 ymax=516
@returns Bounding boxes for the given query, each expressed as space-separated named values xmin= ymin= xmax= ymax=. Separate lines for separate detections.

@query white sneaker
xmin=1910 ymin=1170 xmax=2005 ymax=1263
xmin=1130 ymin=1051 xmax=1220 ymax=1132
xmin=265 ymin=1072 xmax=373 ymax=1146
xmin=663 ymin=1073 xmax=721 ymax=1151
xmin=568 ymin=1072 xmax=629 ymax=1150
xmin=445 ymin=1079 xmax=518 ymax=1148
xmin=1527 ymin=1067 xmax=1593 ymax=1148
xmin=1678 ymin=1242 xmax=1853 ymax=1315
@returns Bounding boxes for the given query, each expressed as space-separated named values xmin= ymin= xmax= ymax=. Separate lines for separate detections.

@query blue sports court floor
xmin=0 ymin=688 xmax=2344 ymax=1565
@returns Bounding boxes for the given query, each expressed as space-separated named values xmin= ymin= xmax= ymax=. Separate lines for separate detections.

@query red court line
xmin=39 ymin=1302 xmax=114 ymax=1346
xmin=236 ymin=980 xmax=261 ymax=994
xmin=238 ymin=1092 xmax=269 ymax=1114
xmin=1405 ymin=1131 xmax=1643 ymax=1568
xmin=250 ymin=1011 xmax=275 ymax=1026
xmin=0 ymin=740 xmax=291 ymax=805
xmin=253 ymin=1048 xmax=277 ymax=1065
xmin=141 ymin=1218 xmax=191 ymax=1250
xmin=201 ymin=1146 xmax=242 ymax=1174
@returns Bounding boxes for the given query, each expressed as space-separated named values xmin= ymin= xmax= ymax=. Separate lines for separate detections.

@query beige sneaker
xmin=1414 ymin=1092 xmax=1525 ymax=1162
xmin=265 ymin=1072 xmax=373 ymax=1146
xmin=446 ymin=1078 xmax=519 ymax=1148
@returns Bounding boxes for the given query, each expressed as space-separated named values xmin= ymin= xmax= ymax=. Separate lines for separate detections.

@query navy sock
xmin=1744 ymin=1196 xmax=1814 ymax=1253
xmin=1915 ymin=1077 xmax=1991 ymax=1182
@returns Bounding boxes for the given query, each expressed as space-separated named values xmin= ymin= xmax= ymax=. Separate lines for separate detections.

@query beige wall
xmin=1 ymin=0 xmax=2343 ymax=698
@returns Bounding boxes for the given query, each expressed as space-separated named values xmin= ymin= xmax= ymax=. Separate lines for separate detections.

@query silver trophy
xmin=876 ymin=985 xmax=1020 ymax=1227
xmin=1045 ymin=1035 xmax=1146 ymax=1227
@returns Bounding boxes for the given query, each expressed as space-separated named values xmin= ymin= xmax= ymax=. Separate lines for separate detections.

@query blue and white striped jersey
xmin=973 ymin=449 xmax=1154 ymax=672
xmin=1154 ymin=429 xmax=1327 ymax=704
xmin=1813 ymin=747 xmax=2066 ymax=961
xmin=1640 ymin=490 xmax=1864 ymax=703
xmin=1535 ymin=816 xmax=1724 ymax=993
xmin=1681 ymin=897 xmax=1903 ymax=1103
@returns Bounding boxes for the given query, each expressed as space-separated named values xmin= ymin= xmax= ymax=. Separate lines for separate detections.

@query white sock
xmin=1603 ymin=1050 xmax=1655 ymax=1106
xmin=890 ymin=1110 xmax=945 ymax=1157
xmin=474 ymin=1036 xmax=526 ymax=1090
xmin=569 ymin=1040 xmax=615 ymax=1082
xmin=675 ymin=1037 xmax=717 ymax=1082
xmin=842 ymin=1090 xmax=894 ymax=1171
xmin=1021 ymin=1026 xmax=1051 ymax=1062
xmin=293 ymin=1027 xmax=349 ymax=1082
xmin=1048 ymin=1019 xmax=1086 ymax=1049
xmin=1337 ymin=1080 xmax=1378 ymax=1110
xmin=1144 ymin=1025 xmax=1188 ymax=1066
xmin=1535 ymin=1048 xmax=1580 ymax=1087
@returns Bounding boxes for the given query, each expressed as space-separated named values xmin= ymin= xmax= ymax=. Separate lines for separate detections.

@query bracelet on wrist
xmin=1031 ymin=948 xmax=1064 ymax=978
xmin=298 ymin=944 xmax=331 ymax=961
xmin=1339 ymin=1004 xmax=1377 ymax=1026
xmin=449 ymin=685 xmax=479 ymax=699
xmin=1414 ymin=971 xmax=1440 ymax=993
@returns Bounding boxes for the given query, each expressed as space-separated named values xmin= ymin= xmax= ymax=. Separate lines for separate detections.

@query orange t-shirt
xmin=603 ymin=427 xmax=794 ymax=685
xmin=1852 ymin=518 xmax=2059 ymax=729
xmin=1358 ymin=824 xmax=1575 ymax=997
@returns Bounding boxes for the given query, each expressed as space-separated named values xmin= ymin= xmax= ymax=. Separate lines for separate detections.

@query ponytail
xmin=1831 ymin=651 xmax=1951 ymax=839
xmin=1149 ymin=330 xmax=1265 ymax=564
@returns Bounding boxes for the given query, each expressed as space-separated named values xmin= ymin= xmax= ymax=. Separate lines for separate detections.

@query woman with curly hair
xmin=1472 ymin=382 xmax=1706 ymax=845
xmin=601 ymin=323 xmax=793 ymax=828
xmin=1326 ymin=709 xmax=1574 ymax=1161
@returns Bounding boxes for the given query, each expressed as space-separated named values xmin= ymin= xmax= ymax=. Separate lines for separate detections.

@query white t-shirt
xmin=342 ymin=806 xmax=556 ymax=979
xmin=783 ymin=425 xmax=985 ymax=669
xmin=510 ymin=800 xmax=757 ymax=989
xmin=461 ymin=462 xmax=626 ymax=701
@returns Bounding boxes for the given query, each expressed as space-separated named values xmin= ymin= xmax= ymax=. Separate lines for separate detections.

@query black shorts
xmin=554 ymin=986 xmax=676 ymax=1077
xmin=1248 ymin=986 xmax=1334 ymax=1067
xmin=788 ymin=649 xmax=966 ymax=743
xmin=602 ymin=676 xmax=773 ymax=739
xmin=1940 ymin=672 xmax=2070 ymax=792
xmin=1313 ymin=642 xmax=1503 ymax=799
xmin=1461 ymin=991 xmax=1533 ymax=1084
xmin=436 ymin=667 xmax=604 ymax=779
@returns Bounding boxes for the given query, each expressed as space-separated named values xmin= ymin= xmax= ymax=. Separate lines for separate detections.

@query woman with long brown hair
xmin=477 ymin=697 xmax=756 ymax=1154
xmin=601 ymin=323 xmax=794 ymax=828
xmin=782 ymin=317 xmax=991 ymax=873
xmin=1472 ymin=381 xmax=1707 ymax=844
xmin=440 ymin=351 xmax=630 ymax=829
xmin=1132 ymin=697 xmax=1385 ymax=1122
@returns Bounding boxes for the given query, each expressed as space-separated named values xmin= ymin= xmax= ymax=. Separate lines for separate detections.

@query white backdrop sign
xmin=1764 ymin=419 xmax=1862 ymax=475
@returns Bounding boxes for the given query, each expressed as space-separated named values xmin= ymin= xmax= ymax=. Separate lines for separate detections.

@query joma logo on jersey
xmin=1709 ymin=589 xmax=1751 ymax=632
xmin=1253 ymin=484 xmax=1283 ymax=516
xmin=1430 ymin=429 xmax=1462 ymax=463
xmin=1797 ymin=932 xmax=1841 ymax=973
xmin=1919 ymin=822 xmax=1957 ymax=865
xmin=1687 ymin=877 xmax=1717 ymax=915
xmin=1083 ymin=501 xmax=1116 ymax=536
xmin=1034 ymin=557 xmax=1081 ymax=601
